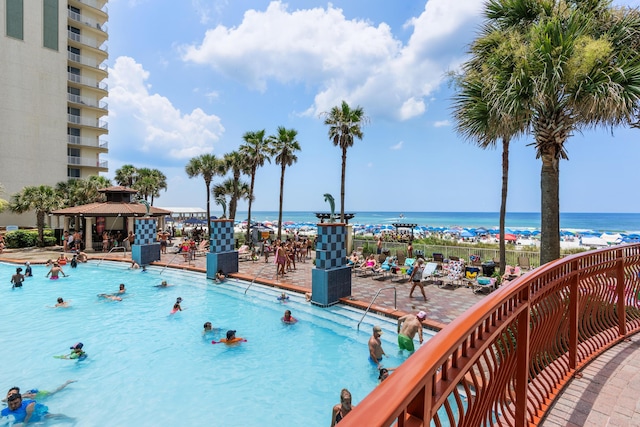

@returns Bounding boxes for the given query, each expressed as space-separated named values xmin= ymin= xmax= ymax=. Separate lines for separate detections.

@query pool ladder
xmin=160 ymin=251 xmax=191 ymax=275
xmin=244 ymin=264 xmax=273 ymax=294
xmin=96 ymin=246 xmax=127 ymax=266
xmin=356 ymin=286 xmax=397 ymax=331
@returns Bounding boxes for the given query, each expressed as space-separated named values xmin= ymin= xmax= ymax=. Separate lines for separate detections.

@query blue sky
xmin=105 ymin=0 xmax=640 ymax=214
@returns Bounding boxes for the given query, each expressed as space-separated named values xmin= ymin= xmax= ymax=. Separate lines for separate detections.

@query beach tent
xmin=581 ymin=236 xmax=609 ymax=247
xmin=496 ymin=234 xmax=517 ymax=241
xmin=460 ymin=230 xmax=477 ymax=238
xmin=600 ymin=233 xmax=623 ymax=244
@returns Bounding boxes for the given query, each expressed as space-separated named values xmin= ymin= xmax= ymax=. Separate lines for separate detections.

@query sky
xmin=105 ymin=0 xmax=640 ymax=214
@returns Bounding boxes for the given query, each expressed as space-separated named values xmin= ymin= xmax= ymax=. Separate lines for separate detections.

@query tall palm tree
xmin=213 ymin=177 xmax=251 ymax=221
xmin=215 ymin=195 xmax=228 ymax=218
xmin=10 ymin=185 xmax=62 ymax=246
xmin=269 ymin=126 xmax=301 ymax=240
xmin=56 ymin=176 xmax=112 ymax=207
xmin=239 ymin=130 xmax=272 ymax=243
xmin=114 ymin=164 xmax=137 ymax=187
xmin=223 ymin=151 xmax=251 ymax=220
xmin=322 ymin=100 xmax=368 ymax=223
xmin=452 ymin=58 xmax=526 ymax=274
xmin=455 ymin=0 xmax=640 ymax=264
xmin=185 ymin=154 xmax=225 ymax=238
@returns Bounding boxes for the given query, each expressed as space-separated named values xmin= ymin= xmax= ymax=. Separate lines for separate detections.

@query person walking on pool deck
xmin=368 ymin=325 xmax=386 ymax=368
xmin=397 ymin=311 xmax=426 ymax=352
xmin=409 ymin=258 xmax=427 ymax=301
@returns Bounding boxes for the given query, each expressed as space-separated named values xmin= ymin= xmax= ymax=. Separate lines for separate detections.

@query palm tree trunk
xmin=277 ymin=164 xmax=285 ymax=240
xmin=37 ymin=210 xmax=45 ymax=247
xmin=205 ymin=181 xmax=211 ymax=239
xmin=340 ymin=147 xmax=347 ymax=223
xmin=246 ymin=168 xmax=256 ymax=244
xmin=540 ymin=152 xmax=560 ymax=265
xmin=499 ymin=137 xmax=510 ymax=274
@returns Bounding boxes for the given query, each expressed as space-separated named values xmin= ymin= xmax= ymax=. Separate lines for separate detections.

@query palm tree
xmin=239 ymin=130 xmax=272 ymax=243
xmin=10 ymin=185 xmax=62 ymax=246
xmin=213 ymin=177 xmax=251 ymax=221
xmin=269 ymin=126 xmax=301 ymax=240
xmin=222 ymin=151 xmax=251 ymax=220
xmin=215 ymin=195 xmax=228 ymax=218
xmin=452 ymin=58 xmax=526 ymax=274
xmin=114 ymin=164 xmax=137 ymax=187
xmin=322 ymin=100 xmax=368 ymax=223
xmin=454 ymin=0 xmax=640 ymax=264
xmin=134 ymin=168 xmax=167 ymax=205
xmin=56 ymin=176 xmax=112 ymax=207
xmin=185 ymin=154 xmax=225 ymax=238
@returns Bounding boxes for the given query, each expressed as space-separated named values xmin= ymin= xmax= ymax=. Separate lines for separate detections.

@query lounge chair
xmin=432 ymin=253 xmax=444 ymax=263
xmin=440 ymin=260 xmax=465 ymax=289
xmin=237 ymin=244 xmax=252 ymax=261
xmin=421 ymin=262 xmax=439 ymax=283
xmin=195 ymin=240 xmax=210 ymax=257
xmin=473 ymin=277 xmax=497 ymax=294
xmin=518 ymin=256 xmax=531 ymax=270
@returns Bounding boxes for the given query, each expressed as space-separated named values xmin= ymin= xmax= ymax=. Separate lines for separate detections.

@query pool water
xmin=0 ymin=261 xmax=426 ymax=426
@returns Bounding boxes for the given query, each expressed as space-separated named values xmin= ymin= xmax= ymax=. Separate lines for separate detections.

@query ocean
xmin=235 ymin=211 xmax=640 ymax=234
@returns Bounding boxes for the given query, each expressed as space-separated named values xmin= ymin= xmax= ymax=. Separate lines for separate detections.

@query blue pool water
xmin=0 ymin=261 xmax=421 ymax=426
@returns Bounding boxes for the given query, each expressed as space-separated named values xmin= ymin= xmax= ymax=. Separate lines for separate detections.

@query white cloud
xmin=390 ymin=141 xmax=404 ymax=150
xmin=108 ymin=56 xmax=225 ymax=160
xmin=181 ymin=0 xmax=483 ymax=121
xmin=434 ymin=120 xmax=451 ymax=128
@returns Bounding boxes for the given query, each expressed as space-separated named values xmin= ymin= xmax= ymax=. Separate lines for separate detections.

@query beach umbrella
xmin=460 ymin=230 xmax=477 ymax=238
xmin=497 ymin=233 xmax=517 ymax=241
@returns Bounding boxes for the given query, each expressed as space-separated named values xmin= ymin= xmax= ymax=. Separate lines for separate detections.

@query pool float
xmin=54 ymin=353 xmax=87 ymax=360
xmin=58 ymin=259 xmax=67 ymax=265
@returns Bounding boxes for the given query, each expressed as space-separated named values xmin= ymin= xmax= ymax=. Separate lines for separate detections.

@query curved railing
xmin=341 ymin=244 xmax=640 ymax=426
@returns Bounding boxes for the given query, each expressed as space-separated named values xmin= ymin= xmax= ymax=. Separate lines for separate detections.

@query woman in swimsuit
xmin=331 ymin=388 xmax=354 ymax=426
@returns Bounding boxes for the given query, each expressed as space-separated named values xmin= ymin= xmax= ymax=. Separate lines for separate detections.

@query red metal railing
xmin=341 ymin=244 xmax=640 ymax=427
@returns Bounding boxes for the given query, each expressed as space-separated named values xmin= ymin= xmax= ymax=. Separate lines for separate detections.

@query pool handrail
xmin=339 ymin=243 xmax=640 ymax=426
xmin=160 ymin=251 xmax=186 ymax=274
xmin=244 ymin=264 xmax=273 ymax=294
xmin=96 ymin=246 xmax=127 ymax=266
xmin=356 ymin=286 xmax=397 ymax=330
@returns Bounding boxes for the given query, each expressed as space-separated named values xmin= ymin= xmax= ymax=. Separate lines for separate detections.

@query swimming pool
xmin=0 ymin=261 xmax=429 ymax=426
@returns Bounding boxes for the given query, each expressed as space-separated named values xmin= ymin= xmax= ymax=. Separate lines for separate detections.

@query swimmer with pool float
xmin=212 ymin=330 xmax=246 ymax=345
xmin=55 ymin=342 xmax=86 ymax=360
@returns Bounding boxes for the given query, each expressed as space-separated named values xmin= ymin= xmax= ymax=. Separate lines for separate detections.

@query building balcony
xmin=67 ymin=10 xmax=108 ymax=34
xmin=72 ymin=0 xmax=108 ymax=14
xmin=67 ymin=114 xmax=108 ymax=130
xmin=68 ymin=51 xmax=107 ymax=71
xmin=67 ymin=156 xmax=108 ymax=169
xmin=67 ymin=30 xmax=107 ymax=53
xmin=67 ymin=93 xmax=108 ymax=111
xmin=67 ymin=135 xmax=108 ymax=150
xmin=67 ymin=72 xmax=108 ymax=91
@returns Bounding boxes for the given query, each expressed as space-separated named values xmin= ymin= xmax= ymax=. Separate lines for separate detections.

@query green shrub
xmin=4 ymin=229 xmax=56 ymax=248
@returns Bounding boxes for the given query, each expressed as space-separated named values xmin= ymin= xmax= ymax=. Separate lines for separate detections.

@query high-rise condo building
xmin=0 ymin=0 xmax=109 ymax=226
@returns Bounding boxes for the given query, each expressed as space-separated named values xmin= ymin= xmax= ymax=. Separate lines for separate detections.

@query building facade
xmin=0 ymin=0 xmax=108 ymax=226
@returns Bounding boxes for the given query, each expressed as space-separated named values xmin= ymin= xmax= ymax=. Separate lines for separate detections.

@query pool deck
xmin=2 ymin=246 xmax=639 ymax=425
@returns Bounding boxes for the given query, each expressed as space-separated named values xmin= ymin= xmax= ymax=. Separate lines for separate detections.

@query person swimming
xmin=277 ymin=292 xmax=289 ymax=302
xmin=155 ymin=280 xmax=172 ymax=288
xmin=97 ymin=293 xmax=122 ymax=302
xmin=171 ymin=297 xmax=183 ymax=313
xmin=282 ymin=309 xmax=297 ymax=324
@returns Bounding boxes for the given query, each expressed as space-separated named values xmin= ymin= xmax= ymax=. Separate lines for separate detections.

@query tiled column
xmin=131 ymin=217 xmax=161 ymax=266
xmin=311 ymin=223 xmax=352 ymax=306
xmin=206 ymin=219 xmax=237 ymax=280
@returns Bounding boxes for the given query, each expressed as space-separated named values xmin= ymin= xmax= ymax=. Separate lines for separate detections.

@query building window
xmin=68 ymin=147 xmax=80 ymax=157
xmin=68 ymin=168 xmax=81 ymax=178
xmin=68 ymin=127 xmax=80 ymax=136
xmin=68 ymin=45 xmax=80 ymax=55
xmin=6 ymin=0 xmax=24 ymax=40
xmin=43 ymin=0 xmax=58 ymax=50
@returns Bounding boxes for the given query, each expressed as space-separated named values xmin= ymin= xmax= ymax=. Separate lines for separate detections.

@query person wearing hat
xmin=11 ymin=267 xmax=25 ymax=289
xmin=24 ymin=262 xmax=32 ymax=277
xmin=368 ymin=325 xmax=386 ymax=368
xmin=397 ymin=311 xmax=427 ymax=352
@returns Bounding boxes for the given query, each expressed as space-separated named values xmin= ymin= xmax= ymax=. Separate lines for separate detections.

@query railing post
xmin=569 ymin=260 xmax=579 ymax=371
xmin=515 ymin=286 xmax=531 ymax=427
xmin=617 ymin=248 xmax=627 ymax=337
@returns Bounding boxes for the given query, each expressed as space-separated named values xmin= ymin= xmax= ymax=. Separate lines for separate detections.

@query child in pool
xmin=282 ymin=309 xmax=297 ymax=324
xmin=172 ymin=297 xmax=183 ymax=312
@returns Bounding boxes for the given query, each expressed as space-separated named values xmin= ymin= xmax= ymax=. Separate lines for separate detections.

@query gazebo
xmin=392 ymin=223 xmax=418 ymax=241
xmin=51 ymin=186 xmax=171 ymax=251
